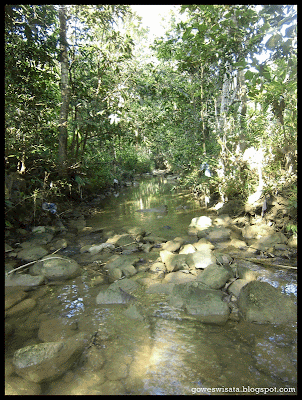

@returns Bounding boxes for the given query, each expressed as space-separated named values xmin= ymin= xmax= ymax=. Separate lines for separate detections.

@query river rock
xmin=96 ymin=278 xmax=139 ymax=305
xmin=227 ymin=279 xmax=250 ymax=298
xmin=17 ymin=246 xmax=48 ymax=262
xmin=213 ymin=214 xmax=232 ymax=227
xmin=122 ymin=264 xmax=137 ymax=278
xmin=199 ymin=226 xmax=231 ymax=242
xmin=238 ymin=281 xmax=297 ymax=324
xmin=140 ymin=243 xmax=154 ymax=253
xmin=162 ymin=237 xmax=185 ymax=252
xmin=163 ymin=271 xmax=197 ymax=284
xmin=197 ymin=263 xmax=233 ymax=289
xmin=68 ymin=217 xmax=86 ymax=232
xmin=179 ymin=244 xmax=196 ymax=254
xmin=5 ymin=287 xmax=27 ymax=310
xmin=29 ymin=232 xmax=54 ymax=245
xmin=108 ymin=268 xmax=122 ymax=283
xmin=160 ymin=250 xmax=189 ymax=272
xmin=192 ymin=238 xmax=215 ymax=251
xmin=186 ymin=249 xmax=216 ymax=269
xmin=105 ymin=255 xmax=137 ymax=281
xmin=106 ymin=234 xmax=135 ymax=247
xmin=127 ymin=226 xmax=146 ymax=236
xmin=236 ymin=265 xmax=258 ymax=281
xmin=169 ymin=284 xmax=230 ymax=325
xmin=149 ymin=262 xmax=166 ymax=274
xmin=13 ymin=332 xmax=89 ymax=383
xmin=189 ymin=216 xmax=212 ymax=230
xmin=5 ymin=243 xmax=13 ymax=252
xmin=123 ymin=304 xmax=145 ymax=321
xmin=248 ymin=232 xmax=288 ymax=251
xmin=5 ymin=298 xmax=36 ymax=318
xmin=88 ymin=243 xmax=115 ymax=255
xmin=5 ymin=273 xmax=45 ymax=287
xmin=49 ymin=238 xmax=68 ymax=251
xmin=38 ymin=318 xmax=79 ymax=342
xmin=287 ymin=234 xmax=297 ymax=248
xmin=29 ymin=255 xmax=81 ymax=281
xmin=242 ymin=224 xmax=275 ymax=240
xmin=188 ymin=216 xmax=212 ymax=235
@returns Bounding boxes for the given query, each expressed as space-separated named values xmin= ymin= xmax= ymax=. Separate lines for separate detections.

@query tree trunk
xmin=58 ymin=6 xmax=69 ymax=177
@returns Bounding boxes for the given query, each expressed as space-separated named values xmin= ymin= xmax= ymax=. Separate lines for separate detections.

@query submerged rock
xmin=5 ymin=298 xmax=36 ymax=318
xmin=96 ymin=278 xmax=139 ymax=305
xmin=13 ymin=332 xmax=89 ymax=383
xmin=254 ymin=339 xmax=297 ymax=384
xmin=5 ymin=376 xmax=42 ymax=395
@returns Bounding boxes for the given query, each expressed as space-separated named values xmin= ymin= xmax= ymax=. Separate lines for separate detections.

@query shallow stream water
xmin=5 ymin=176 xmax=297 ymax=395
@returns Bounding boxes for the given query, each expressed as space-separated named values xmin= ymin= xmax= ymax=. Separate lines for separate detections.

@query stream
xmin=5 ymin=175 xmax=297 ymax=395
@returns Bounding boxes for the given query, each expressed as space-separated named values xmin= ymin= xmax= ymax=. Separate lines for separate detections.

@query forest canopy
xmin=5 ymin=5 xmax=297 ymax=229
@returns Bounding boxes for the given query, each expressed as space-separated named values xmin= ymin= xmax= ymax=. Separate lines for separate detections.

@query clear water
xmin=5 ymin=176 xmax=297 ymax=395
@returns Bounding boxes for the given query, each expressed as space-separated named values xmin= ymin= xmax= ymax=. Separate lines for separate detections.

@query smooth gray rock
xmin=197 ymin=263 xmax=233 ymax=289
xmin=17 ymin=246 xmax=48 ymax=262
xmin=29 ymin=255 xmax=81 ymax=281
xmin=13 ymin=332 xmax=89 ymax=383
xmin=5 ymin=274 xmax=45 ymax=287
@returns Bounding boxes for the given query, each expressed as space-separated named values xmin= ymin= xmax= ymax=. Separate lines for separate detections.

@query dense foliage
xmin=5 ymin=5 xmax=297 ymax=229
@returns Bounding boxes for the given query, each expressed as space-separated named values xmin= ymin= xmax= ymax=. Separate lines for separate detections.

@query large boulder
xmin=169 ymin=283 xmax=230 ymax=325
xmin=29 ymin=255 xmax=81 ymax=281
xmin=238 ymin=281 xmax=297 ymax=324
xmin=13 ymin=332 xmax=89 ymax=383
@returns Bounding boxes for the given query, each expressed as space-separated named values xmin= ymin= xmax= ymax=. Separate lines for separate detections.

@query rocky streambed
xmin=5 ymin=177 xmax=297 ymax=395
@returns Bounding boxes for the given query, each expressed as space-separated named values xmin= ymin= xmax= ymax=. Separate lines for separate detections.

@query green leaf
xmin=245 ymin=70 xmax=255 ymax=81
xmin=265 ymin=33 xmax=282 ymax=50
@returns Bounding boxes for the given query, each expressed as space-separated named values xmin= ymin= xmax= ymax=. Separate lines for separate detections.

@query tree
xmin=58 ymin=5 xmax=69 ymax=176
